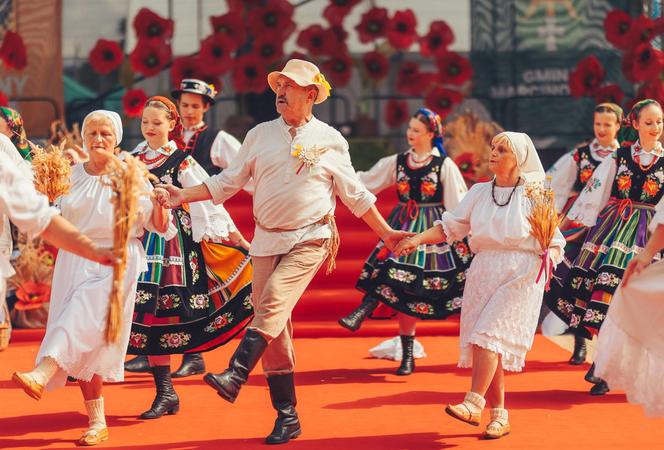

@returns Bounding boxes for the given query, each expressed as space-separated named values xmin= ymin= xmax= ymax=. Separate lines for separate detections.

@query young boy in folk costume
xmin=128 ymin=96 xmax=253 ymax=419
xmin=553 ymin=99 xmax=664 ymax=395
xmin=338 ymin=107 xmax=471 ymax=376
xmin=125 ymin=80 xmax=243 ymax=378
xmin=543 ymin=103 xmax=622 ymax=366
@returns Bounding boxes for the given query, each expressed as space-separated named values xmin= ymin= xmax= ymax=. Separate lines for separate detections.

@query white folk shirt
xmin=184 ymin=121 xmax=241 ymax=170
xmin=204 ymin=117 xmax=377 ymax=256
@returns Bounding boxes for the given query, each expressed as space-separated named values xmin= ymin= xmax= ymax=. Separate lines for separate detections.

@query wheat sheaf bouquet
xmin=525 ymin=176 xmax=562 ymax=291
xmin=100 ymin=153 xmax=154 ymax=344
xmin=31 ymin=142 xmax=72 ymax=203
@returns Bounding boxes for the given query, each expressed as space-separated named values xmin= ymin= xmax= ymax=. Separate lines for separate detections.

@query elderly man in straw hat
xmin=155 ymin=59 xmax=411 ymax=444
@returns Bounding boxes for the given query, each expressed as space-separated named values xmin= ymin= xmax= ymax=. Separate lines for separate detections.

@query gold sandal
xmin=77 ymin=427 xmax=109 ymax=446
xmin=12 ymin=372 xmax=44 ymax=400
xmin=484 ymin=418 xmax=511 ymax=439
xmin=445 ymin=402 xmax=481 ymax=426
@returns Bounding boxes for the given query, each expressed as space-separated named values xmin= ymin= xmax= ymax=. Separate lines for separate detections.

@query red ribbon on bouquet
xmin=536 ymin=249 xmax=554 ymax=291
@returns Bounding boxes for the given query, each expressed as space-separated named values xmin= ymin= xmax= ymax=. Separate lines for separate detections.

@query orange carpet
xmin=1 ymin=331 xmax=663 ymax=450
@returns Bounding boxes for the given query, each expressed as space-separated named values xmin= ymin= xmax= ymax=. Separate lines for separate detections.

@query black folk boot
xmin=569 ymin=335 xmax=587 ymax=365
xmin=124 ymin=355 xmax=150 ymax=373
xmin=139 ymin=366 xmax=180 ymax=419
xmin=203 ymin=329 xmax=268 ymax=403
xmin=265 ymin=373 xmax=302 ymax=445
xmin=396 ymin=335 xmax=415 ymax=376
xmin=171 ymin=353 xmax=206 ymax=378
xmin=338 ymin=297 xmax=379 ymax=332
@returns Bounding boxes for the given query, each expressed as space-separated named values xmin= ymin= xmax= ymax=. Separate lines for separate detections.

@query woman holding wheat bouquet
xmin=395 ymin=132 xmax=565 ymax=439
xmin=12 ymin=110 xmax=173 ymax=446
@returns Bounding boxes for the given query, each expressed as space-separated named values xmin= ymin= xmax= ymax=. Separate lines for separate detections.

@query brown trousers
xmin=249 ymin=239 xmax=328 ymax=376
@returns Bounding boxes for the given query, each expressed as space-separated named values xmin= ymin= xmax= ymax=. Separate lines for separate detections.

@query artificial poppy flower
xmin=437 ymin=51 xmax=473 ymax=86
xmin=322 ymin=53 xmax=354 ymax=88
xmin=199 ymin=32 xmax=236 ymax=75
xmin=323 ymin=0 xmax=362 ymax=26
xmin=384 ymin=99 xmax=409 ymax=129
xmin=296 ymin=25 xmax=337 ymax=56
xmin=396 ymin=62 xmax=435 ymax=96
xmin=355 ymin=7 xmax=389 ymax=43
xmin=122 ymin=88 xmax=148 ymax=118
xmin=329 ymin=24 xmax=349 ymax=45
xmin=627 ymin=15 xmax=655 ymax=47
xmin=232 ymin=54 xmax=268 ymax=94
xmin=0 ymin=31 xmax=27 ymax=70
xmin=247 ymin=0 xmax=296 ymax=41
xmin=386 ymin=9 xmax=418 ymax=50
xmin=630 ymin=43 xmax=664 ymax=82
xmin=209 ymin=11 xmax=247 ymax=48
xmin=593 ymin=84 xmax=624 ymax=105
xmin=133 ymin=7 xmax=174 ymax=41
xmin=568 ymin=55 xmax=605 ymax=97
xmin=89 ymin=39 xmax=124 ymax=75
xmin=129 ymin=39 xmax=171 ymax=77
xmin=253 ymin=35 xmax=285 ymax=65
xmin=454 ymin=152 xmax=477 ymax=180
xmin=15 ymin=281 xmax=51 ymax=311
xmin=170 ymin=55 xmax=202 ymax=87
xmin=362 ymin=51 xmax=390 ymax=82
xmin=420 ymin=20 xmax=455 ymax=58
xmin=604 ymin=9 xmax=633 ymax=50
xmin=424 ymin=86 xmax=463 ymax=119
xmin=0 ymin=90 xmax=8 ymax=107
xmin=637 ymin=79 xmax=664 ymax=104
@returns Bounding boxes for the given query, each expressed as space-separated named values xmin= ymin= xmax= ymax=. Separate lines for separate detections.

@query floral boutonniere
xmin=291 ymin=144 xmax=329 ymax=174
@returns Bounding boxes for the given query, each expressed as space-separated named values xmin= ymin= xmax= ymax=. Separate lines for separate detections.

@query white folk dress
xmin=594 ymin=196 xmax=664 ymax=417
xmin=36 ymin=163 xmax=174 ymax=390
xmin=437 ymin=181 xmax=565 ymax=372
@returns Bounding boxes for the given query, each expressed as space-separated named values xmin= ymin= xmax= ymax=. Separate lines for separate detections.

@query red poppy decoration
xmin=604 ymin=9 xmax=633 ymax=51
xmin=232 ymin=54 xmax=268 ymax=94
xmin=170 ymin=55 xmax=202 ymax=87
xmin=296 ymin=25 xmax=337 ymax=56
xmin=209 ymin=11 xmax=247 ymax=48
xmin=0 ymin=90 xmax=8 ymax=107
xmin=454 ymin=152 xmax=477 ymax=181
xmin=631 ymin=43 xmax=664 ymax=82
xmin=129 ymin=39 xmax=172 ymax=77
xmin=0 ymin=31 xmax=27 ymax=70
xmin=396 ymin=62 xmax=435 ymax=96
xmin=437 ymin=51 xmax=473 ymax=86
xmin=384 ymin=99 xmax=409 ymax=129
xmin=322 ymin=53 xmax=354 ymax=88
xmin=424 ymin=86 xmax=463 ymax=119
xmin=637 ymin=79 xmax=664 ymax=104
xmin=362 ymin=51 xmax=390 ymax=82
xmin=89 ymin=39 xmax=124 ymax=75
xmin=247 ymin=0 xmax=296 ymax=41
xmin=386 ymin=9 xmax=418 ymax=50
xmin=420 ymin=20 xmax=455 ymax=58
xmin=323 ymin=0 xmax=361 ymax=26
xmin=133 ymin=8 xmax=174 ymax=41
xmin=15 ymin=281 xmax=51 ymax=311
xmin=568 ymin=55 xmax=606 ymax=97
xmin=627 ymin=15 xmax=655 ymax=48
xmin=122 ymin=88 xmax=148 ymax=118
xmin=355 ymin=7 xmax=389 ymax=44
xmin=594 ymin=84 xmax=624 ymax=105
xmin=253 ymin=35 xmax=285 ymax=65
xmin=199 ymin=33 xmax=236 ymax=76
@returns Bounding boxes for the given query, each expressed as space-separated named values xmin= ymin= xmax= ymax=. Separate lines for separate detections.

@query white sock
xmin=84 ymin=397 xmax=107 ymax=433
xmin=26 ymin=357 xmax=59 ymax=386
xmin=490 ymin=407 xmax=508 ymax=422
xmin=462 ymin=391 xmax=486 ymax=414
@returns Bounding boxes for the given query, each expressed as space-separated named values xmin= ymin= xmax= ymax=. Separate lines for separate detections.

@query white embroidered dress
xmin=437 ymin=181 xmax=565 ymax=372
xmin=36 ymin=163 xmax=175 ymax=390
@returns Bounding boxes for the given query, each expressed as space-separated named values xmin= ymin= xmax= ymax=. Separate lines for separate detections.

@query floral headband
xmin=144 ymin=95 xmax=186 ymax=149
xmin=414 ymin=107 xmax=447 ymax=156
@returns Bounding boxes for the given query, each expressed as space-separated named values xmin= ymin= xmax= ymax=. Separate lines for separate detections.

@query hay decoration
xmin=49 ymin=120 xmax=83 ymax=148
xmin=525 ymin=176 xmax=562 ymax=290
xmin=8 ymin=236 xmax=55 ymax=311
xmin=100 ymin=153 xmax=153 ymax=344
xmin=30 ymin=142 xmax=72 ymax=203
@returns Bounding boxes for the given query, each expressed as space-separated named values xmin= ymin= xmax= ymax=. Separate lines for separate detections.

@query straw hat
xmin=267 ymin=59 xmax=331 ymax=104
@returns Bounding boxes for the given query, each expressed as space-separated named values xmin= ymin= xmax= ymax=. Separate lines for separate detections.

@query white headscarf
xmin=81 ymin=110 xmax=123 ymax=152
xmin=499 ymin=131 xmax=545 ymax=183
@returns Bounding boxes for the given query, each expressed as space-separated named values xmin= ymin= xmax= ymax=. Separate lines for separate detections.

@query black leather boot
xmin=265 ymin=373 xmax=302 ymax=445
xmin=569 ymin=335 xmax=587 ymax=365
xmin=125 ymin=355 xmax=150 ymax=373
xmin=139 ymin=366 xmax=180 ymax=419
xmin=171 ymin=353 xmax=206 ymax=378
xmin=396 ymin=335 xmax=415 ymax=376
xmin=203 ymin=329 xmax=268 ymax=403
xmin=584 ymin=363 xmax=603 ymax=384
xmin=338 ymin=297 xmax=379 ymax=332
xmin=590 ymin=379 xmax=610 ymax=395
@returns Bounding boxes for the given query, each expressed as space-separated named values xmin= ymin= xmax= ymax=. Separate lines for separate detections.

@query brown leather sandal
xmin=484 ymin=418 xmax=511 ymax=439
xmin=76 ymin=427 xmax=109 ymax=446
xmin=445 ymin=402 xmax=481 ymax=426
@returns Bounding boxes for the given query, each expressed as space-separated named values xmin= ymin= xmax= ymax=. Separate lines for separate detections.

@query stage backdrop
xmin=0 ymin=0 xmax=63 ymax=138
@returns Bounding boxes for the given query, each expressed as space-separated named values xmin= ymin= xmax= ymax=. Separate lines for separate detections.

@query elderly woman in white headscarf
xmin=12 ymin=110 xmax=174 ymax=446
xmin=395 ymin=131 xmax=565 ymax=439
